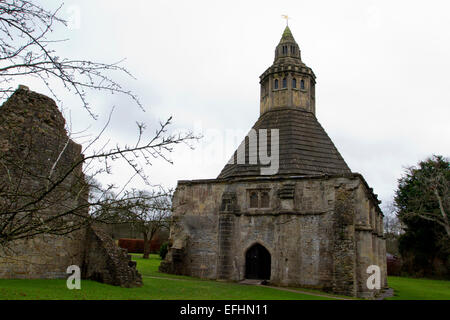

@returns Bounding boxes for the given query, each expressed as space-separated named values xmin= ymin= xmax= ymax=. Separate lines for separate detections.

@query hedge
xmin=118 ymin=237 xmax=163 ymax=254
xmin=118 ymin=238 xmax=144 ymax=253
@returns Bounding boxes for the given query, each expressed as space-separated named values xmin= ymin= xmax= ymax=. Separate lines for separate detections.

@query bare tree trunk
xmin=434 ymin=189 xmax=450 ymax=237
xmin=143 ymin=232 xmax=150 ymax=259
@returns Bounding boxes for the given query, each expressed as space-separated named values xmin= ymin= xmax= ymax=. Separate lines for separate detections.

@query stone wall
xmin=0 ymin=231 xmax=86 ymax=279
xmin=0 ymin=87 xmax=88 ymax=279
xmin=82 ymin=226 xmax=142 ymax=287
xmin=160 ymin=174 xmax=387 ymax=298
xmin=0 ymin=87 xmax=142 ymax=288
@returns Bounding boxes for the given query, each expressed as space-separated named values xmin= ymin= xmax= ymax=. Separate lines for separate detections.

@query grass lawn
xmin=0 ymin=254 xmax=448 ymax=300
xmin=386 ymin=276 xmax=450 ymax=300
xmin=0 ymin=254 xmax=335 ymax=300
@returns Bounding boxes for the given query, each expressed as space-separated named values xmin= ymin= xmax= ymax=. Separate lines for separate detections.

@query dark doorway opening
xmin=245 ymin=243 xmax=271 ymax=280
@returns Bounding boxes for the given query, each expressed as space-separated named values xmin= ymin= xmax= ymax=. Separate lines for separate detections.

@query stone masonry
xmin=83 ymin=226 xmax=142 ymax=287
xmin=160 ymin=27 xmax=387 ymax=298
xmin=0 ymin=86 xmax=142 ymax=287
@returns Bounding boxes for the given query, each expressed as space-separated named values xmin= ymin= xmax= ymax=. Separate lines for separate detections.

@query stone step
xmin=239 ymin=279 xmax=269 ymax=285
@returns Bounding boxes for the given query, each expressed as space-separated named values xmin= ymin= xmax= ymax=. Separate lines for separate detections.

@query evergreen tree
xmin=394 ymin=155 xmax=449 ymax=278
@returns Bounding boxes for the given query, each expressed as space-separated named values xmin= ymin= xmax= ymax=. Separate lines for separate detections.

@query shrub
xmin=160 ymin=242 xmax=169 ymax=260
xmin=119 ymin=237 xmax=165 ymax=255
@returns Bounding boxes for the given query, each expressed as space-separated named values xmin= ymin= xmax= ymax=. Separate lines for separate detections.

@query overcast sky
xmin=19 ymin=0 xmax=450 ymax=208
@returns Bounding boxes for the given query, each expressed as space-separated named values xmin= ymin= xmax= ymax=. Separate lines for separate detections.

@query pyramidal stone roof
xmin=281 ymin=26 xmax=295 ymax=41
xmin=217 ymin=26 xmax=351 ymax=180
xmin=218 ymin=107 xmax=351 ymax=179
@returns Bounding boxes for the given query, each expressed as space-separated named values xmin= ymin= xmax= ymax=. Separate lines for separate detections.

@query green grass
xmin=0 ymin=254 xmax=334 ymax=300
xmin=0 ymin=254 xmax=448 ymax=300
xmin=130 ymin=253 xmax=199 ymax=280
xmin=0 ymin=277 xmax=335 ymax=300
xmin=386 ymin=276 xmax=450 ymax=300
xmin=287 ymin=286 xmax=359 ymax=300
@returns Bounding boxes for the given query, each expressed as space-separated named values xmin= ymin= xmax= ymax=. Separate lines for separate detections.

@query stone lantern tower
xmin=260 ymin=26 xmax=316 ymax=115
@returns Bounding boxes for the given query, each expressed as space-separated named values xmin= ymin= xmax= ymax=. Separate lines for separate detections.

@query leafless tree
xmin=111 ymin=189 xmax=172 ymax=259
xmin=0 ymin=0 xmax=140 ymax=118
xmin=0 ymin=112 xmax=197 ymax=250
xmin=382 ymin=201 xmax=403 ymax=255
xmin=382 ymin=201 xmax=403 ymax=236
xmin=0 ymin=0 xmax=200 ymax=253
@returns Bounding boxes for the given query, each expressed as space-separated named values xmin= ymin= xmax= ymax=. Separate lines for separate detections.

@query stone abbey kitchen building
xmin=160 ymin=26 xmax=387 ymax=298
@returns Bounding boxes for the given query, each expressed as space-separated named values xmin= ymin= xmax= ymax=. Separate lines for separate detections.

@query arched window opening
xmin=250 ymin=192 xmax=259 ymax=208
xmin=300 ymin=79 xmax=305 ymax=90
xmin=274 ymin=79 xmax=279 ymax=89
xmin=282 ymin=78 xmax=287 ymax=88
xmin=261 ymin=192 xmax=270 ymax=208
xmin=292 ymin=78 xmax=297 ymax=88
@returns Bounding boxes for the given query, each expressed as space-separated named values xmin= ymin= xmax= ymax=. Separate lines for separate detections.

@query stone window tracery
xmin=248 ymin=189 xmax=271 ymax=209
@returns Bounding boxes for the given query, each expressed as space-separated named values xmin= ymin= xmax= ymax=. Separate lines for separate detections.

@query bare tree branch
xmin=0 ymin=0 xmax=141 ymax=118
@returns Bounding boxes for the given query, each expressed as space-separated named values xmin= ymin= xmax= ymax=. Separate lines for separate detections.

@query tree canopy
xmin=394 ymin=155 xmax=449 ymax=278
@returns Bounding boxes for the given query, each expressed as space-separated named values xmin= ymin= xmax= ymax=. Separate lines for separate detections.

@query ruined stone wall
xmin=82 ymin=226 xmax=142 ymax=287
xmin=0 ymin=88 xmax=142 ymax=287
xmin=161 ymin=174 xmax=387 ymax=298
xmin=0 ymin=87 xmax=87 ymax=279
xmin=0 ymin=232 xmax=86 ymax=279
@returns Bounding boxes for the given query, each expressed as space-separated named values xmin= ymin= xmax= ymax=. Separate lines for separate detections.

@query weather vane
xmin=281 ymin=14 xmax=291 ymax=26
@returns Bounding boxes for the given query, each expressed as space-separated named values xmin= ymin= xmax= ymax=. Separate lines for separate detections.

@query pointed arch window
xmin=248 ymin=189 xmax=271 ymax=209
xmin=250 ymin=192 xmax=259 ymax=208
xmin=274 ymin=79 xmax=279 ymax=89
xmin=282 ymin=78 xmax=287 ymax=88
xmin=300 ymin=79 xmax=305 ymax=90
xmin=260 ymin=192 xmax=270 ymax=208
xmin=292 ymin=78 xmax=297 ymax=88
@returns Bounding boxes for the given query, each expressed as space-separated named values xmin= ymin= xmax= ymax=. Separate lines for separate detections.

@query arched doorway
xmin=245 ymin=243 xmax=271 ymax=280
